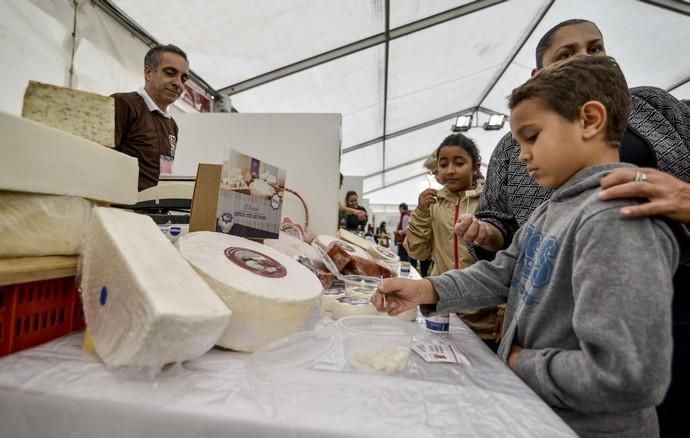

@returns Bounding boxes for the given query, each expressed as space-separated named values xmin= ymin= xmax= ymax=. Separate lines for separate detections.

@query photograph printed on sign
xmin=216 ymin=148 xmax=286 ymax=239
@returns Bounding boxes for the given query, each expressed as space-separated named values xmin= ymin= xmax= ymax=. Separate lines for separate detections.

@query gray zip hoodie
xmin=426 ymin=163 xmax=678 ymax=438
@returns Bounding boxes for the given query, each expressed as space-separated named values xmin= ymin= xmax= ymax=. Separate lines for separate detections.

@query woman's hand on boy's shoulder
xmin=599 ymin=167 xmax=690 ymax=223
xmin=455 ymin=214 xmax=505 ymax=252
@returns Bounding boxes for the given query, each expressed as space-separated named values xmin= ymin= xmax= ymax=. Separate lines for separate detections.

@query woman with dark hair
xmin=342 ymin=191 xmax=367 ymax=232
xmin=458 ymin=19 xmax=690 ymax=437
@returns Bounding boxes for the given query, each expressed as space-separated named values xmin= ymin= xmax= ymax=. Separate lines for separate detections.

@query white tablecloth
xmin=0 ymin=316 xmax=575 ymax=438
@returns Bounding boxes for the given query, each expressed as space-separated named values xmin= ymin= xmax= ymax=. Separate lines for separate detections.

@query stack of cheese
xmin=177 ymin=232 xmax=323 ymax=352
xmin=81 ymin=208 xmax=231 ymax=367
xmin=1 ymin=81 xmax=138 ymax=258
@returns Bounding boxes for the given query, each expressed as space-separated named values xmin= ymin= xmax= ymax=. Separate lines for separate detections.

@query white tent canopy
xmin=2 ymin=0 xmax=689 ymax=206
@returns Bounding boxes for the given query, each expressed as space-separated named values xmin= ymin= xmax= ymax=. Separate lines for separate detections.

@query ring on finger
xmin=634 ymin=171 xmax=647 ymax=183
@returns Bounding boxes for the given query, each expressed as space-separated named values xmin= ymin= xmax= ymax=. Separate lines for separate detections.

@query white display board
xmin=173 ymin=113 xmax=342 ymax=236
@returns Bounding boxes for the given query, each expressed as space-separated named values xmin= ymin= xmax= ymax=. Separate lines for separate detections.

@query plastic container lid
xmin=311 ymin=243 xmax=343 ymax=280
xmin=337 ymin=315 xmax=418 ymax=337
xmin=250 ymin=330 xmax=336 ymax=368
xmin=342 ymin=274 xmax=381 ymax=298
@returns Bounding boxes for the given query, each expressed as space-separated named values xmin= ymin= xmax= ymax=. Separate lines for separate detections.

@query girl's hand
xmin=371 ymin=278 xmax=438 ymax=316
xmin=454 ymin=214 xmax=504 ymax=252
xmin=417 ymin=189 xmax=438 ymax=212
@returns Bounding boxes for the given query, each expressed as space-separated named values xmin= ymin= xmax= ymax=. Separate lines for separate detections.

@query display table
xmin=0 ymin=316 xmax=576 ymax=438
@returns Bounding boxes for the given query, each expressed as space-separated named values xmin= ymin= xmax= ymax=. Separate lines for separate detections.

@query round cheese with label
xmin=177 ymin=232 xmax=322 ymax=352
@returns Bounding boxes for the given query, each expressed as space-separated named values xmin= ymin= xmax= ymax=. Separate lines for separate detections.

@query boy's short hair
xmin=509 ymin=55 xmax=630 ymax=146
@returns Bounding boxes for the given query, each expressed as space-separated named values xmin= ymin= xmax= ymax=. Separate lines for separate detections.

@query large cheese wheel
xmin=0 ymin=192 xmax=92 ymax=257
xmin=177 ymin=232 xmax=322 ymax=352
xmin=80 ymin=208 xmax=231 ymax=368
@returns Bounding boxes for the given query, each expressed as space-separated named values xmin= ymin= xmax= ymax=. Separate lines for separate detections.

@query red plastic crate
xmin=0 ymin=276 xmax=85 ymax=357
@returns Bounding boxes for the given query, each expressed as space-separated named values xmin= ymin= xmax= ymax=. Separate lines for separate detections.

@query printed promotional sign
xmin=216 ymin=149 xmax=286 ymax=239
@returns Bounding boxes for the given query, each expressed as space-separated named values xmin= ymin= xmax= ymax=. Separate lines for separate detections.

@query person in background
xmin=112 ymin=44 xmax=190 ymax=191
xmin=404 ymin=133 xmax=501 ymax=349
xmin=394 ymin=203 xmax=416 ymax=268
xmin=374 ymin=55 xmax=677 ymax=438
xmin=375 ymin=221 xmax=391 ymax=247
xmin=364 ymin=223 xmax=375 ymax=240
xmin=342 ymin=191 xmax=368 ymax=232
xmin=461 ymin=19 xmax=690 ymax=436
xmin=338 ymin=173 xmax=367 ymax=223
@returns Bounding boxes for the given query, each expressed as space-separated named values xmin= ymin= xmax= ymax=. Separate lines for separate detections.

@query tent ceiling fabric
xmin=110 ymin=0 xmax=690 ymax=204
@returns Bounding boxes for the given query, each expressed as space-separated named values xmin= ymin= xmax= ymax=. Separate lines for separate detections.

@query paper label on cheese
xmin=225 ymin=247 xmax=287 ymax=278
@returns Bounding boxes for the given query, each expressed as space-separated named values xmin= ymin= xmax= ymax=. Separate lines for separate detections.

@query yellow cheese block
xmin=22 ymin=80 xmax=115 ymax=148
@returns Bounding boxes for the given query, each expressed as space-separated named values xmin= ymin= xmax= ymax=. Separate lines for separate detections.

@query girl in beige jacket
xmin=404 ymin=133 xmax=502 ymax=350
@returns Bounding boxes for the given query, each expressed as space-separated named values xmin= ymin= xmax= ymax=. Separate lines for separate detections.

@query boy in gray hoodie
xmin=372 ymin=55 xmax=678 ymax=438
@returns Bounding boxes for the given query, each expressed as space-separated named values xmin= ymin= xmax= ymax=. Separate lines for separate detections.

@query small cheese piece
xmin=0 ymin=111 xmax=138 ymax=204
xmin=0 ymin=192 xmax=92 ymax=257
xmin=177 ymin=232 xmax=323 ymax=352
xmin=22 ymin=80 xmax=115 ymax=147
xmin=337 ymin=228 xmax=373 ymax=251
xmin=80 ymin=208 xmax=231 ymax=368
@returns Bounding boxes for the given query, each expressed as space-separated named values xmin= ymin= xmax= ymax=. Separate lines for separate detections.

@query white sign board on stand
xmin=172 ymin=113 xmax=342 ymax=236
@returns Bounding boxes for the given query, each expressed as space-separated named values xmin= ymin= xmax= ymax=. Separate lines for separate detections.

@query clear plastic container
xmin=342 ymin=275 xmax=381 ymax=298
xmin=249 ymin=330 xmax=336 ymax=369
xmin=337 ymin=315 xmax=418 ymax=373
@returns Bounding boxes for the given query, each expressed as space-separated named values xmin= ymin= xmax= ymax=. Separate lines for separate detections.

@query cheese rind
xmin=177 ymin=232 xmax=323 ymax=352
xmin=80 ymin=208 xmax=231 ymax=368
xmin=0 ymin=111 xmax=138 ymax=204
xmin=22 ymin=80 xmax=115 ymax=147
xmin=0 ymin=192 xmax=92 ymax=257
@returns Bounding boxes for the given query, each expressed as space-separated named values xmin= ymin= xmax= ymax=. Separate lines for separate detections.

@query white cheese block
xmin=367 ymin=244 xmax=400 ymax=262
xmin=337 ymin=228 xmax=373 ymax=251
xmin=177 ymin=232 xmax=323 ymax=352
xmin=80 ymin=207 xmax=231 ymax=368
xmin=0 ymin=111 xmax=138 ymax=204
xmin=315 ymin=234 xmax=373 ymax=261
xmin=0 ymin=192 xmax=92 ymax=257
xmin=22 ymin=80 xmax=115 ymax=147
xmin=137 ymin=181 xmax=195 ymax=203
